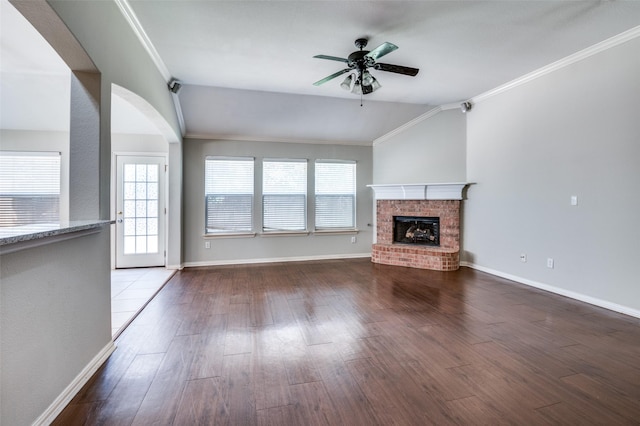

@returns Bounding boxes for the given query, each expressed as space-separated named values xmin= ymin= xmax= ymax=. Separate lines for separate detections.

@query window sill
xmin=260 ymin=231 xmax=310 ymax=237
xmin=204 ymin=232 xmax=256 ymax=239
xmin=202 ymin=229 xmax=359 ymax=239
xmin=313 ymin=229 xmax=359 ymax=236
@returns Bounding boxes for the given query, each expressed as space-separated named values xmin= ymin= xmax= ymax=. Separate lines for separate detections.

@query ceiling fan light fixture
xmin=351 ymin=79 xmax=362 ymax=95
xmin=340 ymin=74 xmax=354 ymax=91
xmin=370 ymin=76 xmax=381 ymax=92
xmin=362 ymin=70 xmax=374 ymax=86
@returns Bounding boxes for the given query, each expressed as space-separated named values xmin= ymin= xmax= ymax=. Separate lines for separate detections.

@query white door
xmin=116 ymin=155 xmax=166 ymax=268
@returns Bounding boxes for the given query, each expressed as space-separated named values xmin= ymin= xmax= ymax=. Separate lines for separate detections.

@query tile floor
xmin=111 ymin=267 xmax=176 ymax=336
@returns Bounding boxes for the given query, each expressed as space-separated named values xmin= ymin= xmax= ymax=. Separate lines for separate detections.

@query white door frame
xmin=112 ymin=153 xmax=167 ymax=268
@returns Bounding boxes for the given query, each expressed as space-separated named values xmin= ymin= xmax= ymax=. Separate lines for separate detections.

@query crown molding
xmin=114 ymin=0 xmax=170 ymax=80
xmin=473 ymin=24 xmax=640 ymax=104
xmin=115 ymin=0 xmax=186 ymax=136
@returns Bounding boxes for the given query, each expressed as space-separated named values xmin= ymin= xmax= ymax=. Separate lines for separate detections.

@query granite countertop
xmin=0 ymin=220 xmax=112 ymax=248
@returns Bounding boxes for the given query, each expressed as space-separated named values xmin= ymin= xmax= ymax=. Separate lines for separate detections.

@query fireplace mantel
xmin=367 ymin=183 xmax=469 ymax=201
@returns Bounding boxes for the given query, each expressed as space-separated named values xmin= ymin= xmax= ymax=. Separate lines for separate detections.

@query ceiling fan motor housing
xmin=347 ymin=50 xmax=374 ymax=70
xmin=354 ymin=38 xmax=368 ymax=50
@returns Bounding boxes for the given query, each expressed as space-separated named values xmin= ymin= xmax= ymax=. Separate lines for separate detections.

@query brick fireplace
xmin=367 ymin=183 xmax=467 ymax=271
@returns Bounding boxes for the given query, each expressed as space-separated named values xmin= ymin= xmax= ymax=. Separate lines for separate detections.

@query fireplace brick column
xmin=372 ymin=199 xmax=460 ymax=271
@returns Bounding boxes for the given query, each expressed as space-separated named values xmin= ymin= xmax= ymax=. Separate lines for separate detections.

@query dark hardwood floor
xmin=54 ymin=259 xmax=640 ymax=425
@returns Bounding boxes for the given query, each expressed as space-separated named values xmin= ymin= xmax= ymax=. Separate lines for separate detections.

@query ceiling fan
xmin=313 ymin=38 xmax=419 ymax=95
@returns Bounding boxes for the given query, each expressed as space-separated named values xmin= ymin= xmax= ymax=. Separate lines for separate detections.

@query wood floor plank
xmin=560 ymin=373 xmax=640 ymax=423
xmin=256 ymin=404 xmax=302 ymax=426
xmin=287 ymin=381 xmax=341 ymax=426
xmin=401 ymin=359 xmax=475 ymax=403
xmin=131 ymin=334 xmax=199 ymax=425
xmin=54 ymin=260 xmax=640 ymax=425
xmin=89 ymin=353 xmax=165 ymax=426
xmin=308 ymin=342 xmax=384 ymax=426
xmin=444 ymin=395 xmax=514 ymax=425
xmin=188 ymin=321 xmax=227 ymax=380
xmin=251 ymin=327 xmax=292 ymax=410
xmin=173 ymin=377 xmax=229 ymax=425
xmin=221 ymin=353 xmax=258 ymax=426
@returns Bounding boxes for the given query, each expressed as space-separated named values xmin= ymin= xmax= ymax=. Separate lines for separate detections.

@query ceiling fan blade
xmin=375 ymin=63 xmax=420 ymax=76
xmin=313 ymin=68 xmax=351 ymax=86
xmin=313 ymin=54 xmax=349 ymax=63
xmin=365 ymin=42 xmax=398 ymax=61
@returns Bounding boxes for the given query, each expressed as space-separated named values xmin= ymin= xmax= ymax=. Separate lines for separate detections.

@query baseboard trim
xmin=184 ymin=253 xmax=372 ymax=268
xmin=460 ymin=261 xmax=640 ymax=319
xmin=166 ymin=263 xmax=184 ymax=270
xmin=33 ymin=341 xmax=117 ymax=426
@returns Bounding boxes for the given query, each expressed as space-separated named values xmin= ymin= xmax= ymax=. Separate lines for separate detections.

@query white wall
xmin=373 ymin=108 xmax=467 ymax=184
xmin=1 ymin=228 xmax=112 ymax=426
xmin=112 ymin=133 xmax=168 ymax=154
xmin=463 ymin=36 xmax=640 ymax=315
xmin=183 ymin=139 xmax=373 ymax=265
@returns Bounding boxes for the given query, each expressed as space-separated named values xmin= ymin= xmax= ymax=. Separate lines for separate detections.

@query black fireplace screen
xmin=393 ymin=216 xmax=440 ymax=246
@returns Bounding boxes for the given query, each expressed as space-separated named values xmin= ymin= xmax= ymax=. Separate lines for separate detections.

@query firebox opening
xmin=393 ymin=216 xmax=440 ymax=246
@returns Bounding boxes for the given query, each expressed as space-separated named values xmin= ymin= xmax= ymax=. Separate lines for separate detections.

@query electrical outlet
xmin=571 ymin=195 xmax=578 ymax=206
xmin=520 ymin=253 xmax=527 ymax=263
xmin=205 ymin=241 xmax=211 ymax=249
xmin=351 ymin=236 xmax=357 ymax=244
xmin=547 ymin=258 xmax=554 ymax=268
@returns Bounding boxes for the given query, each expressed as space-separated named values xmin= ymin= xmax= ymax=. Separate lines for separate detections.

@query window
xmin=205 ymin=157 xmax=254 ymax=234
xmin=0 ymin=151 xmax=61 ymax=227
xmin=315 ymin=160 xmax=356 ymax=230
xmin=263 ymin=159 xmax=307 ymax=232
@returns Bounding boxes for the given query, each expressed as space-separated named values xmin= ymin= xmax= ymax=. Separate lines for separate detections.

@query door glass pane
xmin=136 ymin=164 xmax=147 ymax=181
xmin=147 ymin=164 xmax=158 ymax=182
xmin=124 ymin=200 xmax=135 ymax=217
xmin=147 ymin=182 xmax=158 ymax=199
xmin=124 ymin=183 xmax=135 ymax=200
xmin=136 ymin=182 xmax=146 ymax=199
xmin=147 ymin=200 xmax=158 ymax=217
xmin=124 ymin=218 xmax=135 ymax=235
xmin=124 ymin=164 xmax=136 ymax=181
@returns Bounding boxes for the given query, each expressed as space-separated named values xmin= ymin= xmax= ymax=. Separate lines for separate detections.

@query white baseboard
xmin=33 ymin=341 xmax=117 ymax=426
xmin=166 ymin=263 xmax=184 ymax=270
xmin=460 ymin=261 xmax=640 ymax=319
xmin=184 ymin=253 xmax=372 ymax=268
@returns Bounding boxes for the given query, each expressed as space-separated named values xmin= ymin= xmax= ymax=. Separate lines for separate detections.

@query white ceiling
xmin=3 ymin=1 xmax=640 ymax=144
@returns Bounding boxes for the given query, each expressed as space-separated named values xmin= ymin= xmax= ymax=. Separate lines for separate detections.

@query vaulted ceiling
xmin=3 ymin=1 xmax=640 ymax=144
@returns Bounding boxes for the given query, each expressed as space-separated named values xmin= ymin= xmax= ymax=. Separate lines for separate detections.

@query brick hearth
xmin=372 ymin=199 xmax=460 ymax=271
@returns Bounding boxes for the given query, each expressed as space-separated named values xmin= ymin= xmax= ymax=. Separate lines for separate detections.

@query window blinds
xmin=0 ymin=151 xmax=61 ymax=227
xmin=263 ymin=159 xmax=307 ymax=232
xmin=204 ymin=157 xmax=254 ymax=233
